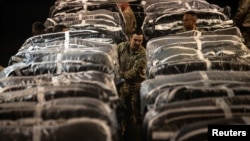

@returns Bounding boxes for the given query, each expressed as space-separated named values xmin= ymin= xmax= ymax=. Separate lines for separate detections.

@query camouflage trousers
xmin=119 ymin=83 xmax=141 ymax=130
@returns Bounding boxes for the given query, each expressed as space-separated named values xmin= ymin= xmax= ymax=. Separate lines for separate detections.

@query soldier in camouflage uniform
xmin=117 ymin=29 xmax=146 ymax=130
xmin=234 ymin=0 xmax=250 ymax=47
xmin=118 ymin=1 xmax=137 ymax=36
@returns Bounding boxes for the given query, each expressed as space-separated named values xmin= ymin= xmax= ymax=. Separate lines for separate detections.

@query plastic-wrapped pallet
xmin=140 ymin=71 xmax=250 ymax=115
xmin=141 ymin=0 xmax=232 ymax=40
xmin=146 ymin=34 xmax=250 ymax=78
xmin=0 ymin=84 xmax=115 ymax=103
xmin=0 ymin=71 xmax=117 ymax=96
xmin=46 ymin=9 xmax=124 ymax=28
xmin=170 ymin=116 xmax=250 ymax=141
xmin=0 ymin=98 xmax=117 ymax=129
xmin=0 ymin=117 xmax=117 ymax=141
xmin=143 ymin=96 xmax=250 ymax=141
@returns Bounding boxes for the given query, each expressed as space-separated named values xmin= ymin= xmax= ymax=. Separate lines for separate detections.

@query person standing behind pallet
xmin=32 ymin=21 xmax=45 ymax=36
xmin=117 ymin=29 xmax=146 ymax=132
xmin=118 ymin=1 xmax=137 ymax=36
xmin=182 ymin=11 xmax=198 ymax=31
xmin=176 ymin=11 xmax=205 ymax=34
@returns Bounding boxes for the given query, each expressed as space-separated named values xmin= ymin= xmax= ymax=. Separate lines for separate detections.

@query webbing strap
xmin=215 ymin=98 xmax=232 ymax=119
xmin=33 ymin=125 xmax=41 ymax=141
xmin=56 ymin=53 xmax=63 ymax=74
xmin=200 ymin=71 xmax=209 ymax=87
xmin=37 ymin=87 xmax=45 ymax=104
xmin=64 ymin=31 xmax=70 ymax=49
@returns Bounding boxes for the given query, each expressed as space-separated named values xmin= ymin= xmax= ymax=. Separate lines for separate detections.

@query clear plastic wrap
xmin=0 ymin=98 xmax=117 ymax=129
xmin=170 ymin=116 xmax=250 ymax=141
xmin=45 ymin=9 xmax=125 ymax=28
xmin=140 ymin=71 xmax=250 ymax=115
xmin=10 ymin=38 xmax=119 ymax=73
xmin=22 ymin=29 xmax=127 ymax=46
xmin=143 ymin=96 xmax=250 ymax=141
xmin=5 ymin=51 xmax=115 ymax=77
xmin=144 ymin=0 xmax=221 ymax=15
xmin=142 ymin=3 xmax=232 ymax=40
xmin=142 ymin=0 xmax=210 ymax=11
xmin=154 ymin=84 xmax=250 ymax=107
xmin=147 ymin=35 xmax=244 ymax=60
xmin=148 ymin=59 xmax=250 ymax=78
xmin=0 ymin=71 xmax=117 ymax=96
xmin=0 ymin=117 xmax=117 ymax=141
xmin=49 ymin=0 xmax=123 ymax=18
xmin=0 ymin=84 xmax=116 ymax=103
xmin=145 ymin=34 xmax=250 ymax=77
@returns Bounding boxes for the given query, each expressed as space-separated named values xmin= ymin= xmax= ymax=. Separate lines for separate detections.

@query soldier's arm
xmin=234 ymin=0 xmax=250 ymax=20
xmin=123 ymin=53 xmax=146 ymax=80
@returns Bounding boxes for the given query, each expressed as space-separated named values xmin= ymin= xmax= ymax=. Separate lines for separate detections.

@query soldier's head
xmin=129 ymin=29 xmax=143 ymax=52
xmin=183 ymin=11 xmax=197 ymax=31
xmin=117 ymin=0 xmax=129 ymax=11
xmin=118 ymin=2 xmax=129 ymax=11
xmin=32 ymin=21 xmax=45 ymax=36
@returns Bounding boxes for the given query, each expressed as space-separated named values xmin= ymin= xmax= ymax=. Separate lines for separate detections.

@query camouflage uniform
xmin=117 ymin=41 xmax=146 ymax=126
xmin=234 ymin=0 xmax=250 ymax=47
xmin=122 ymin=5 xmax=137 ymax=36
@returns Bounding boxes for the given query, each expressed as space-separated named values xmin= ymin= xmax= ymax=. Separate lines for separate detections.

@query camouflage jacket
xmin=117 ymin=41 xmax=146 ymax=84
xmin=122 ymin=6 xmax=137 ymax=35
xmin=234 ymin=0 xmax=250 ymax=27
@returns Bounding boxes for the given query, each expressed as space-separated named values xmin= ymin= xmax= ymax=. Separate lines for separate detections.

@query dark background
xmin=0 ymin=0 xmax=54 ymax=67
xmin=0 ymin=0 xmax=238 ymax=67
